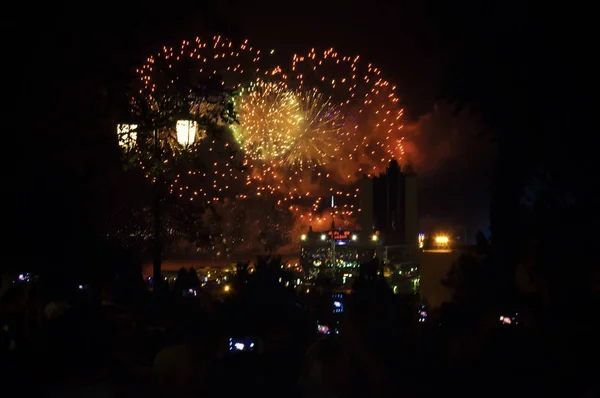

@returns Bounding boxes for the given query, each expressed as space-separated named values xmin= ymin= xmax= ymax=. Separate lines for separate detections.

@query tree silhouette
xmin=9 ymin=3 xmax=243 ymax=279
xmin=171 ymin=268 xmax=201 ymax=298
xmin=353 ymin=258 xmax=389 ymax=292
xmin=254 ymin=255 xmax=284 ymax=282
xmin=232 ymin=261 xmax=250 ymax=293
xmin=112 ymin=71 xmax=239 ymax=290
xmin=442 ymin=231 xmax=494 ymax=317
xmin=236 ymin=261 xmax=250 ymax=280
xmin=430 ymin=1 xmax=534 ymax=304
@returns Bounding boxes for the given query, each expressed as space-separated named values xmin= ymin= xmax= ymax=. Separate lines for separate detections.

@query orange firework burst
xmin=124 ymin=37 xmax=405 ymax=245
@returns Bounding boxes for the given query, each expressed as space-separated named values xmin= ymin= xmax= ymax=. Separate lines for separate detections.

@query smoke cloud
xmin=402 ymin=102 xmax=496 ymax=238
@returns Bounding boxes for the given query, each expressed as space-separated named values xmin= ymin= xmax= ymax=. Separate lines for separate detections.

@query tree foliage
xmin=443 ymin=231 xmax=493 ymax=307
xmin=427 ymin=2 xmax=595 ymax=302
xmin=106 ymin=72 xmax=242 ymax=259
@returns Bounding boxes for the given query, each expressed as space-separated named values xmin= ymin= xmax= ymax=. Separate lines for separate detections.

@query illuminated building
xmin=434 ymin=235 xmax=449 ymax=245
xmin=299 ymin=160 xmax=418 ymax=289
xmin=420 ymin=233 xmax=453 ymax=251
xmin=300 ymin=226 xmax=379 ymax=286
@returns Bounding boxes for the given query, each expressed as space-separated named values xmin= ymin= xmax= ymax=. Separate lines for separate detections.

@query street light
xmin=117 ymin=79 xmax=238 ymax=299
xmin=351 ymin=234 xmax=357 ymax=241
xmin=117 ymin=120 xmax=198 ymax=148
xmin=116 ymin=119 xmax=198 ymax=295
xmin=371 ymin=234 xmax=378 ymax=242
xmin=176 ymin=120 xmax=197 ymax=146
xmin=117 ymin=124 xmax=137 ymax=149
xmin=321 ymin=234 xmax=326 ymax=240
xmin=301 ymin=234 xmax=306 ymax=241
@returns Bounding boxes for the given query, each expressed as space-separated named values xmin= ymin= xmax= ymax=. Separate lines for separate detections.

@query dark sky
xmin=210 ymin=0 xmax=442 ymax=117
xmin=5 ymin=0 xmax=536 ymax=251
xmin=11 ymin=1 xmax=443 ymax=116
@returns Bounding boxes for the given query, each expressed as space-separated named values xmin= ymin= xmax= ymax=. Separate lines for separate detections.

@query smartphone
xmin=183 ymin=288 xmax=197 ymax=297
xmin=499 ymin=313 xmax=519 ymax=325
xmin=332 ymin=293 xmax=344 ymax=314
xmin=317 ymin=321 xmax=339 ymax=335
xmin=228 ymin=337 xmax=255 ymax=352
xmin=317 ymin=324 xmax=331 ymax=335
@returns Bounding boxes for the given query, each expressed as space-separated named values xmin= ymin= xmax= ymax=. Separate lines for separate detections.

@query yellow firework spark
xmin=283 ymin=89 xmax=345 ymax=168
xmin=232 ymin=80 xmax=345 ymax=168
xmin=232 ymin=79 xmax=301 ymax=161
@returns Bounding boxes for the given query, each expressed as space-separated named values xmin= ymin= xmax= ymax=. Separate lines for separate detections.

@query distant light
xmin=371 ymin=234 xmax=378 ymax=241
xmin=435 ymin=236 xmax=449 ymax=244
xmin=301 ymin=234 xmax=306 ymax=241
xmin=223 ymin=285 xmax=230 ymax=292
xmin=321 ymin=234 xmax=326 ymax=240
xmin=352 ymin=234 xmax=357 ymax=241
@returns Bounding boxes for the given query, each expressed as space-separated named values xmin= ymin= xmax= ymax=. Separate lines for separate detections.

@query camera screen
xmin=499 ymin=314 xmax=519 ymax=325
xmin=317 ymin=324 xmax=330 ymax=335
xmin=229 ymin=337 xmax=255 ymax=352
xmin=317 ymin=320 xmax=339 ymax=335
xmin=332 ymin=293 xmax=344 ymax=314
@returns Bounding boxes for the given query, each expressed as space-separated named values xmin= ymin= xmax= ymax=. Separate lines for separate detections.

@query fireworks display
xmin=127 ymin=36 xmax=406 ymax=252
xmin=232 ymin=79 xmax=344 ymax=168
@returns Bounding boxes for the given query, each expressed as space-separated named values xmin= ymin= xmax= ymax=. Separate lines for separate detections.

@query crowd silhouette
xmin=1 ymin=253 xmax=598 ymax=397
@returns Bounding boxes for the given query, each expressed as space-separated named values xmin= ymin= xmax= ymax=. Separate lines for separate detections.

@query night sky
xmin=7 ymin=0 xmax=555 ymax=255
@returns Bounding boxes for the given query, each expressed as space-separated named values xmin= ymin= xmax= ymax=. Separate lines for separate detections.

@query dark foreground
xmin=1 ymin=272 xmax=598 ymax=398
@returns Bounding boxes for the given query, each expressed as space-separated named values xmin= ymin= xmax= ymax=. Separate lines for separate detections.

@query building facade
xmin=359 ymin=160 xmax=419 ymax=266
xmin=300 ymin=160 xmax=419 ymax=290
